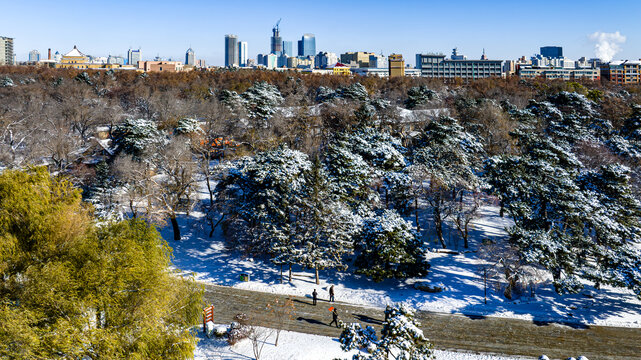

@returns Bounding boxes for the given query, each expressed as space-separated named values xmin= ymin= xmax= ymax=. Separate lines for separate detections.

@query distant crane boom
xmin=274 ymin=18 xmax=281 ymax=31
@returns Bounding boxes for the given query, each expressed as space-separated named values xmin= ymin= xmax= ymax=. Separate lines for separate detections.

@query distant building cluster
xmin=2 ymin=28 xmax=641 ymax=82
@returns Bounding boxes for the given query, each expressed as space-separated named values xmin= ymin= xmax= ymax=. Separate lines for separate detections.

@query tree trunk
xmin=415 ymin=195 xmax=420 ymax=234
xmin=288 ymin=264 xmax=292 ymax=282
xmin=280 ymin=265 xmax=283 ymax=284
xmin=434 ymin=195 xmax=446 ymax=248
xmin=170 ymin=216 xmax=181 ymax=240
xmin=463 ymin=222 xmax=469 ymax=249
xmin=315 ymin=266 xmax=319 ymax=285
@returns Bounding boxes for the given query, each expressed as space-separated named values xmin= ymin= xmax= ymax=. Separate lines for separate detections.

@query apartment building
xmin=602 ymin=60 xmax=641 ymax=84
xmin=416 ymin=50 xmax=503 ymax=79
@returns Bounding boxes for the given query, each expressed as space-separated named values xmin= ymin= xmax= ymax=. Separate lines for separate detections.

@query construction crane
xmin=273 ymin=18 xmax=281 ymax=32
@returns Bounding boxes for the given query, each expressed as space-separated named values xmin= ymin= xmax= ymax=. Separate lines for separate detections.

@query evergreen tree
xmin=411 ymin=116 xmax=482 ymax=248
xmin=293 ymin=159 xmax=356 ymax=284
xmin=354 ymin=210 xmax=428 ymax=282
xmin=486 ymin=123 xmax=641 ymax=297
xmin=405 ymin=85 xmax=437 ymax=109
xmin=325 ymin=139 xmax=377 ymax=216
xmin=214 ymin=145 xmax=311 ymax=262
xmin=112 ymin=118 xmax=166 ymax=158
xmin=339 ymin=304 xmax=434 ymax=360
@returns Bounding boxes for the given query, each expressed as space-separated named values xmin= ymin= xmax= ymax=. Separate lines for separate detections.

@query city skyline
xmin=2 ymin=0 xmax=641 ymax=66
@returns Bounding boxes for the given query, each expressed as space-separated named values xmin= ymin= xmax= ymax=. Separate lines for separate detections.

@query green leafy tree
xmin=0 ymin=168 xmax=202 ymax=359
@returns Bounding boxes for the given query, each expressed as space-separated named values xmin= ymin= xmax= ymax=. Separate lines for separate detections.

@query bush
xmin=227 ymin=313 xmax=252 ymax=345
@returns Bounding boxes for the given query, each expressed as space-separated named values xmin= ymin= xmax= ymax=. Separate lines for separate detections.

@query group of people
xmin=311 ymin=286 xmax=339 ymax=327
xmin=311 ymin=285 xmax=334 ymax=306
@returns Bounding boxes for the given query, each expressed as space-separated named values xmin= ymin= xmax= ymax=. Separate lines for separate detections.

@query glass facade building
xmin=225 ymin=34 xmax=239 ymax=67
xmin=297 ymin=34 xmax=316 ymax=57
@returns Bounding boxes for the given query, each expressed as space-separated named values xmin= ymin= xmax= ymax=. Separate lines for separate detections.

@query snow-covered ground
xmin=193 ymin=325 xmax=528 ymax=360
xmin=164 ymin=180 xmax=641 ymax=329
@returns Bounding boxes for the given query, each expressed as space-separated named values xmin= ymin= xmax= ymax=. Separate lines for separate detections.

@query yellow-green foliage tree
xmin=0 ymin=167 xmax=203 ymax=359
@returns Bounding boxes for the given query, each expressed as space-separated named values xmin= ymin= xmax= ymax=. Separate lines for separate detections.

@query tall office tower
xmin=225 ymin=34 xmax=239 ymax=67
xmin=185 ymin=48 xmax=195 ymax=66
xmin=282 ymin=41 xmax=292 ymax=56
xmin=270 ymin=20 xmax=282 ymax=54
xmin=238 ymin=41 xmax=248 ymax=66
xmin=0 ymin=36 xmax=14 ymax=65
xmin=541 ymin=46 xmax=563 ymax=59
xmin=128 ymin=48 xmax=142 ymax=66
xmin=297 ymin=34 xmax=316 ymax=57
xmin=29 ymin=50 xmax=40 ymax=62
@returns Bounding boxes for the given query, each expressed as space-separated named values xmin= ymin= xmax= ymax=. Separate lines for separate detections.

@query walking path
xmin=203 ymin=284 xmax=641 ymax=360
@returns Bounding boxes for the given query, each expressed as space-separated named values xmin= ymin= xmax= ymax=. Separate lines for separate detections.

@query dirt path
xmin=202 ymin=284 xmax=641 ymax=360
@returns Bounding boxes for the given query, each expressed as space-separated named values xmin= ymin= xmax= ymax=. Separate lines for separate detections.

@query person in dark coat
xmin=329 ymin=285 xmax=335 ymax=302
xmin=312 ymin=289 xmax=318 ymax=305
xmin=329 ymin=308 xmax=339 ymax=327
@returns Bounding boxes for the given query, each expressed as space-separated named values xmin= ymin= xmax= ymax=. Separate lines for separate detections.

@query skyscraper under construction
xmin=270 ymin=19 xmax=282 ymax=55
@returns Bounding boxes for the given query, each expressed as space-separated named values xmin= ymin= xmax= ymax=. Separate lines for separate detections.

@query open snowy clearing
xmin=163 ymin=179 xmax=641 ymax=329
xmin=193 ymin=325 xmax=528 ymax=360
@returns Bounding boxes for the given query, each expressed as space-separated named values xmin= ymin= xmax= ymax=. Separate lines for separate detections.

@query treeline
xmin=1 ymin=67 xmax=640 ymax=298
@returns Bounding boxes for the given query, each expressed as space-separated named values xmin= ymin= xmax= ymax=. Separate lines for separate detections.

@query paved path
xmin=203 ymin=284 xmax=641 ymax=360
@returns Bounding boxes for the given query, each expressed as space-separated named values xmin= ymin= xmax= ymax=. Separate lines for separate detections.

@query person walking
xmin=329 ymin=307 xmax=339 ymax=328
xmin=312 ymin=289 xmax=318 ymax=306
xmin=329 ymin=285 xmax=335 ymax=302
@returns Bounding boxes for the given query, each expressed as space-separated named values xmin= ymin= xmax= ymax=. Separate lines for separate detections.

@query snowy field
xmin=163 ymin=180 xmax=641 ymax=329
xmin=193 ymin=325 xmax=528 ymax=360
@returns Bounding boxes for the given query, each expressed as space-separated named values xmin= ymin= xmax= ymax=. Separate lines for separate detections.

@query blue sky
xmin=2 ymin=0 xmax=640 ymax=66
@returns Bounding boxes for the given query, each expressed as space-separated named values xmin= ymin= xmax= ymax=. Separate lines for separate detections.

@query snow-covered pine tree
xmin=112 ymin=118 xmax=165 ymax=158
xmin=174 ymin=117 xmax=203 ymax=136
xmin=354 ymin=209 xmax=428 ymax=282
xmin=339 ymin=323 xmax=378 ymax=357
xmin=577 ymin=164 xmax=641 ymax=296
xmin=411 ymin=116 xmax=482 ymax=248
xmin=405 ymin=85 xmax=437 ymax=109
xmin=325 ymin=138 xmax=378 ymax=217
xmin=484 ymin=127 xmax=590 ymax=294
xmin=610 ymin=105 xmax=641 ymax=159
xmin=213 ymin=145 xmax=311 ymax=264
xmin=377 ymin=304 xmax=434 ymax=360
xmin=241 ymin=81 xmax=284 ymax=125
xmin=293 ymin=159 xmax=356 ymax=284
xmin=339 ymin=304 xmax=434 ymax=360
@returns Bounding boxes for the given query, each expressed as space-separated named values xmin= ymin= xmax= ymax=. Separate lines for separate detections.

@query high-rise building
xmin=388 ymin=54 xmax=405 ymax=77
xmin=0 ymin=36 xmax=14 ymax=65
xmin=29 ymin=50 xmax=40 ymax=62
xmin=225 ymin=34 xmax=239 ymax=67
xmin=297 ymin=34 xmax=316 ymax=57
xmin=282 ymin=41 xmax=293 ymax=56
xmin=185 ymin=48 xmax=195 ymax=66
xmin=238 ymin=41 xmax=248 ymax=66
xmin=271 ymin=21 xmax=282 ymax=55
xmin=128 ymin=48 xmax=141 ymax=66
xmin=541 ymin=46 xmax=563 ymax=59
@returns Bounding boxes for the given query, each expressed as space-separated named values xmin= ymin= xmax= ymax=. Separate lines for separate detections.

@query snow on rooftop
xmin=64 ymin=46 xmax=86 ymax=58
